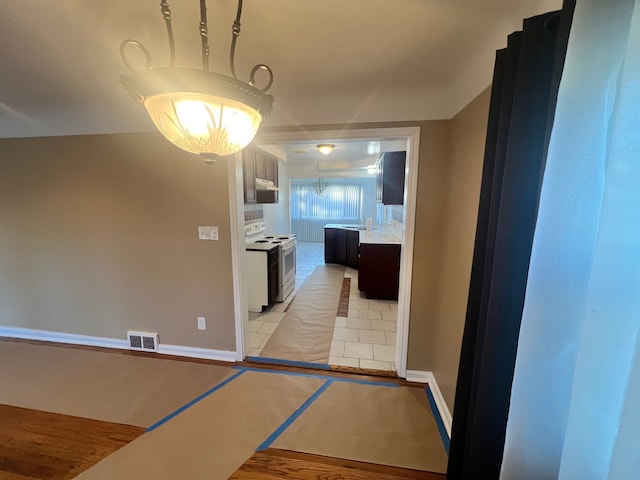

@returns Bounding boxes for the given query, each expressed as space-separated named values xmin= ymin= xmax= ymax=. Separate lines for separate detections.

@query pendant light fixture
xmin=316 ymin=144 xmax=335 ymax=155
xmin=312 ymin=178 xmax=328 ymax=196
xmin=119 ymin=0 xmax=274 ymax=163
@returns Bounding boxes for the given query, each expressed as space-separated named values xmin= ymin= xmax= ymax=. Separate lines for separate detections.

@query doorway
xmin=230 ymin=126 xmax=421 ymax=379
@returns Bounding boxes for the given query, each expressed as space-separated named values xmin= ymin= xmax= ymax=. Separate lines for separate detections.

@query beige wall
xmin=0 ymin=91 xmax=490 ymax=406
xmin=262 ymin=113 xmax=490 ymax=406
xmin=406 ymin=121 xmax=451 ymax=369
xmin=430 ymin=88 xmax=491 ymax=409
xmin=0 ymin=133 xmax=237 ymax=351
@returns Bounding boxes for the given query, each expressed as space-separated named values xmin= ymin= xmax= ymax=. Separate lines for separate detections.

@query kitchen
xmin=241 ymin=132 xmax=415 ymax=373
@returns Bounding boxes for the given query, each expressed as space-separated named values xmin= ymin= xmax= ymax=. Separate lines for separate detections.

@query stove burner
xmin=255 ymin=240 xmax=269 ymax=243
xmin=278 ymin=236 xmax=291 ymax=240
xmin=264 ymin=235 xmax=276 ymax=239
xmin=272 ymin=240 xmax=282 ymax=244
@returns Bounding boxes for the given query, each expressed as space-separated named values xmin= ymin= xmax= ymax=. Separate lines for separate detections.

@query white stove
xmin=244 ymin=222 xmax=297 ymax=311
xmin=245 ymin=222 xmax=296 ymax=248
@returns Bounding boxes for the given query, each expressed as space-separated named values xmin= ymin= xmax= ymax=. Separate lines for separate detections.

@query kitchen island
xmin=324 ymin=224 xmax=401 ymax=300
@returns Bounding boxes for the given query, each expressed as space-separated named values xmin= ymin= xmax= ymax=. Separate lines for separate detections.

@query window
xmin=290 ymin=181 xmax=363 ymax=241
xmin=291 ymin=182 xmax=362 ymax=221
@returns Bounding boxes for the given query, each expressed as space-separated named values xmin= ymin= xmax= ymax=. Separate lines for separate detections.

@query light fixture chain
xmin=228 ymin=0 xmax=273 ymax=93
xmin=229 ymin=0 xmax=243 ymax=79
xmin=118 ymin=0 xmax=276 ymax=160
xmin=199 ymin=0 xmax=210 ymax=71
xmin=159 ymin=1 xmax=176 ymax=67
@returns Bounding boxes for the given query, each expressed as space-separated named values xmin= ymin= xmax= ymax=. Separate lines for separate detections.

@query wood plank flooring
xmin=0 ymin=404 xmax=144 ymax=480
xmin=229 ymin=448 xmax=447 ymax=480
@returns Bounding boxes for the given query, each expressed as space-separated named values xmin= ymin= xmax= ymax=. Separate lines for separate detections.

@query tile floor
xmin=247 ymin=242 xmax=398 ymax=372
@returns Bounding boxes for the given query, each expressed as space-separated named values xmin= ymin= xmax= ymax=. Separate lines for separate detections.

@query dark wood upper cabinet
xmin=254 ymin=151 xmax=266 ymax=180
xmin=376 ymin=151 xmax=406 ymax=205
xmin=242 ymin=148 xmax=257 ymax=204
xmin=242 ymin=147 xmax=279 ymax=204
xmin=264 ymin=154 xmax=277 ymax=185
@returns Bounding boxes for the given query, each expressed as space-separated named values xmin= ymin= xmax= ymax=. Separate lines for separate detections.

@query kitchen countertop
xmin=246 ymin=243 xmax=279 ymax=252
xmin=324 ymin=224 xmax=401 ymax=245
xmin=359 ymin=229 xmax=401 ymax=245
xmin=323 ymin=223 xmax=365 ymax=230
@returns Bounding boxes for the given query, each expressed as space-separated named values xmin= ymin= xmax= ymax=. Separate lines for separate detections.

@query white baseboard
xmin=405 ymin=369 xmax=452 ymax=437
xmin=157 ymin=344 xmax=236 ymax=362
xmin=0 ymin=326 xmax=130 ymax=349
xmin=405 ymin=369 xmax=432 ymax=384
xmin=0 ymin=326 xmax=236 ymax=364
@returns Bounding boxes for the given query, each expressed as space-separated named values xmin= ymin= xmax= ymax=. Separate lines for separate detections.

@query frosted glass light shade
xmin=144 ymin=93 xmax=262 ymax=157
xmin=119 ymin=68 xmax=274 ymax=159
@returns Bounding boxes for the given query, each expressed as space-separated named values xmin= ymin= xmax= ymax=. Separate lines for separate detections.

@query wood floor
xmin=0 ymin=404 xmax=144 ymax=480
xmin=230 ymin=448 xmax=447 ymax=480
xmin=1 ymin=401 xmax=447 ymax=480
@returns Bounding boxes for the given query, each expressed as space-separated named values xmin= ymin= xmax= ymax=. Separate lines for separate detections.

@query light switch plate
xmin=198 ymin=226 xmax=210 ymax=240
xmin=198 ymin=226 xmax=218 ymax=240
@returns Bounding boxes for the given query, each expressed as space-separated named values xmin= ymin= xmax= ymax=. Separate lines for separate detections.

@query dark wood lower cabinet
xmin=346 ymin=231 xmax=359 ymax=269
xmin=335 ymin=229 xmax=347 ymax=264
xmin=324 ymin=228 xmax=337 ymax=263
xmin=267 ymin=248 xmax=279 ymax=305
xmin=358 ymin=243 xmax=401 ymax=300
xmin=324 ymin=227 xmax=359 ymax=269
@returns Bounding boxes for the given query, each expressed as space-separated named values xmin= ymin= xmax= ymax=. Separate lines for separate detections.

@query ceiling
xmin=260 ymin=137 xmax=409 ymax=179
xmin=1 ymin=0 xmax=560 ymax=141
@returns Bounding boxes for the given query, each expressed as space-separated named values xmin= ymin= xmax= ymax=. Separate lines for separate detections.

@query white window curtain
xmin=501 ymin=1 xmax=640 ymax=479
xmin=290 ymin=182 xmax=363 ymax=241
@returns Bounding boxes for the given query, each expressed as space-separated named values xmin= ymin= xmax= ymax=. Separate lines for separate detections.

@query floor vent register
xmin=127 ymin=331 xmax=159 ymax=351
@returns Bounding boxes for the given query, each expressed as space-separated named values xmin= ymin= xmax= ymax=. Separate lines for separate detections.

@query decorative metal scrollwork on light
xmin=119 ymin=0 xmax=274 ymax=163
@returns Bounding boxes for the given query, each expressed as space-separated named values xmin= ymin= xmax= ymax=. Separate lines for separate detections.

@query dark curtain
xmin=447 ymin=2 xmax=575 ymax=479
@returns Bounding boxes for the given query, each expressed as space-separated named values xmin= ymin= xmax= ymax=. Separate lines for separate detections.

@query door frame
xmin=229 ymin=126 xmax=421 ymax=378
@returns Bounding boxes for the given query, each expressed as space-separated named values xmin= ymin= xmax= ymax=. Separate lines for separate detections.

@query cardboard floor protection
xmin=0 ymin=340 xmax=233 ymax=427
xmin=75 ymin=370 xmax=327 ymax=480
xmin=272 ymin=380 xmax=449 ymax=474
xmin=259 ymin=265 xmax=345 ymax=364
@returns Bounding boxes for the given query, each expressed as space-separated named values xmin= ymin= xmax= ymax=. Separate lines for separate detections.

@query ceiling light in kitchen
xmin=317 ymin=144 xmax=335 ymax=155
xmin=119 ymin=0 xmax=274 ymax=163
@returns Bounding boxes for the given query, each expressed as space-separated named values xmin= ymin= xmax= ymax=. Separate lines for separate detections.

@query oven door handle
xmin=281 ymin=242 xmax=296 ymax=254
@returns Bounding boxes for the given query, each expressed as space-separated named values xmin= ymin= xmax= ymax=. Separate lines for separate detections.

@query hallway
xmin=248 ymin=242 xmax=398 ymax=372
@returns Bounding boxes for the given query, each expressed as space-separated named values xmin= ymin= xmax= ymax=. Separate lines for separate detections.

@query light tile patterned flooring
xmin=247 ymin=242 xmax=397 ymax=372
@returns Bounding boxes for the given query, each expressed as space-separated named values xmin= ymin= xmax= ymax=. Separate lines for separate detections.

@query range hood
xmin=255 ymin=178 xmax=279 ymax=203
xmin=255 ymin=178 xmax=279 ymax=191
